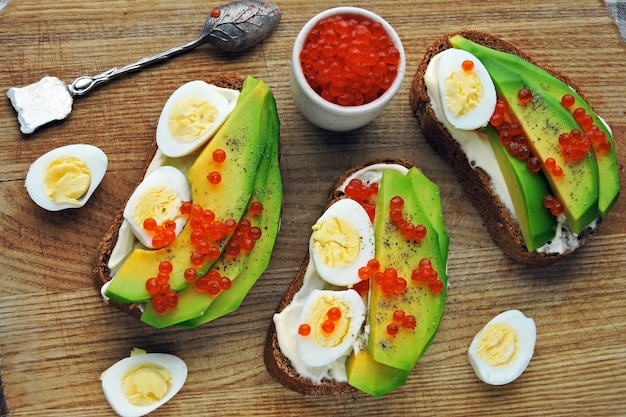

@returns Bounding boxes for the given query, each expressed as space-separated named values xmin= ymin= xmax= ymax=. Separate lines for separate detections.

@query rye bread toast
xmin=409 ymin=31 xmax=599 ymax=267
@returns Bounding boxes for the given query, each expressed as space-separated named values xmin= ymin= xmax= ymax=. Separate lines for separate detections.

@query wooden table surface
xmin=1 ymin=0 xmax=626 ymax=415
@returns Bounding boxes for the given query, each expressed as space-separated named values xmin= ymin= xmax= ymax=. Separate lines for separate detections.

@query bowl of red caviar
xmin=291 ymin=7 xmax=406 ymax=132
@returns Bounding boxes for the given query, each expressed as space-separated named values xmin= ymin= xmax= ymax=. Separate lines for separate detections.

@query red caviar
xmin=327 ymin=307 xmax=342 ymax=321
xmin=461 ymin=59 xmax=474 ymax=72
xmin=249 ymin=201 xmax=264 ymax=216
xmin=403 ymin=314 xmax=417 ymax=329
xmin=386 ymin=323 xmax=399 ymax=336
xmin=393 ymin=309 xmax=405 ymax=323
xmin=344 ymin=178 xmax=379 ymax=222
xmin=298 ymin=323 xmax=311 ymax=336
xmin=374 ymin=267 xmax=408 ymax=296
xmin=527 ymin=156 xmax=542 ymax=173
xmin=299 ymin=14 xmax=400 ymax=106
xmin=410 ymin=258 xmax=444 ymax=294
xmin=358 ymin=257 xmax=382 ymax=280
xmin=195 ymin=269 xmax=232 ymax=296
xmin=322 ymin=320 xmax=335 ymax=334
xmin=561 ymin=93 xmax=575 ymax=108
xmin=143 ymin=217 xmax=157 ymax=231
xmin=543 ymin=194 xmax=564 ymax=216
xmin=180 ymin=201 xmax=192 ymax=215
xmin=561 ymin=94 xmax=612 ymax=153
xmin=518 ymin=87 xmax=533 ymax=104
xmin=208 ymin=171 xmax=222 ymax=185
xmin=389 ymin=309 xmax=417 ymax=331
xmin=146 ymin=261 xmax=179 ymax=313
xmin=389 ymin=196 xmax=427 ymax=242
xmin=212 ymin=148 xmax=227 ymax=163
xmin=184 ymin=267 xmax=198 ymax=282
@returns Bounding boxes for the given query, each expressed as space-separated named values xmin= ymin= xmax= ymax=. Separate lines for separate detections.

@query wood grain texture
xmin=1 ymin=0 xmax=625 ymax=415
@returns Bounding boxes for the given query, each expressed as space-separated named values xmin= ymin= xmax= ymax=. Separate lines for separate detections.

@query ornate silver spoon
xmin=6 ymin=0 xmax=281 ymax=134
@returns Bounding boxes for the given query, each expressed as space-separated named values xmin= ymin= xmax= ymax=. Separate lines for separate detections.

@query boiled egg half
xmin=123 ymin=165 xmax=190 ymax=248
xmin=436 ymin=48 xmax=497 ymax=130
xmin=297 ymin=289 xmax=366 ymax=367
xmin=468 ymin=309 xmax=536 ymax=385
xmin=156 ymin=80 xmax=231 ymax=158
xmin=101 ymin=349 xmax=187 ymax=417
xmin=25 ymin=144 xmax=107 ymax=211
xmin=309 ymin=198 xmax=375 ymax=287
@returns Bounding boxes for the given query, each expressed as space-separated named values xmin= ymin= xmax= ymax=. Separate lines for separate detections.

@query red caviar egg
xmin=322 ymin=320 xmax=335 ymax=334
xmin=208 ymin=171 xmax=222 ymax=185
xmin=298 ymin=323 xmax=311 ymax=336
xmin=327 ymin=307 xmax=342 ymax=321
xmin=180 ymin=201 xmax=192 ymax=215
xmin=184 ymin=268 xmax=198 ymax=282
xmin=518 ymin=87 xmax=533 ymax=104
xmin=212 ymin=148 xmax=227 ymax=163
xmin=462 ymin=59 xmax=474 ymax=72
xmin=143 ymin=217 xmax=157 ymax=232
xmin=561 ymin=93 xmax=575 ymax=108
xmin=249 ymin=201 xmax=264 ymax=216
xmin=387 ymin=323 xmax=399 ymax=336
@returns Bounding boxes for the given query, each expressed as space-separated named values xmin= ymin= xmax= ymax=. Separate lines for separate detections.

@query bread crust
xmin=92 ymin=74 xmax=246 ymax=318
xmin=263 ymin=158 xmax=415 ymax=396
xmin=408 ymin=30 xmax=599 ymax=267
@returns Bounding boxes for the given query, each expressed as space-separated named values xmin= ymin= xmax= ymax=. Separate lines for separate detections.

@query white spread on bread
xmin=272 ymin=163 xmax=407 ymax=385
xmin=424 ymin=51 xmax=592 ymax=255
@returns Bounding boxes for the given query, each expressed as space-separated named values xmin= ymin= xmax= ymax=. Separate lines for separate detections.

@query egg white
xmin=468 ymin=309 xmax=536 ymax=385
xmin=156 ymin=80 xmax=231 ymax=158
xmin=437 ymin=48 xmax=497 ymax=130
xmin=296 ymin=289 xmax=366 ymax=368
xmin=309 ymin=198 xmax=375 ymax=287
xmin=24 ymin=143 xmax=108 ymax=211
xmin=123 ymin=165 xmax=190 ymax=248
xmin=101 ymin=352 xmax=187 ymax=417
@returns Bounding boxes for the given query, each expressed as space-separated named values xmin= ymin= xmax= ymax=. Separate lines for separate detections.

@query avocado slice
xmin=178 ymin=103 xmax=282 ymax=328
xmin=450 ymin=34 xmax=619 ymax=217
xmin=140 ymin=113 xmax=276 ymax=328
xmin=449 ymin=35 xmax=604 ymax=235
xmin=346 ymin=349 xmax=410 ymax=397
xmin=485 ymin=125 xmax=556 ymax=251
xmin=105 ymin=77 xmax=272 ymax=304
xmin=407 ymin=167 xmax=449 ymax=264
xmin=367 ymin=169 xmax=447 ymax=372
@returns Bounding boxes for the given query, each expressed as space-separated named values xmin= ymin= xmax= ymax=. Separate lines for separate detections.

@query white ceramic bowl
xmin=290 ymin=7 xmax=406 ymax=132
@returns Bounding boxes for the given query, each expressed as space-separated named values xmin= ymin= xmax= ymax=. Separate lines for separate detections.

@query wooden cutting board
xmin=1 ymin=0 xmax=625 ymax=415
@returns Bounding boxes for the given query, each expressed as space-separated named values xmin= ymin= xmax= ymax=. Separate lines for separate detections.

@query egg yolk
xmin=131 ymin=185 xmax=181 ymax=226
xmin=475 ymin=322 xmax=519 ymax=366
xmin=168 ymin=96 xmax=218 ymax=143
xmin=311 ymin=217 xmax=360 ymax=268
xmin=304 ymin=295 xmax=350 ymax=348
xmin=443 ymin=65 xmax=483 ymax=117
xmin=121 ymin=364 xmax=171 ymax=406
xmin=43 ymin=156 xmax=91 ymax=206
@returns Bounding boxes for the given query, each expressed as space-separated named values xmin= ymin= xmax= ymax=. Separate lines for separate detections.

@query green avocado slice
xmin=485 ymin=125 xmax=556 ymax=251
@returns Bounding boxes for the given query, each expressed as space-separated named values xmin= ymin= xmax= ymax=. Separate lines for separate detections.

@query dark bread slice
xmin=263 ymin=158 xmax=415 ymax=396
xmin=408 ymin=30 xmax=599 ymax=267
xmin=92 ymin=74 xmax=246 ymax=318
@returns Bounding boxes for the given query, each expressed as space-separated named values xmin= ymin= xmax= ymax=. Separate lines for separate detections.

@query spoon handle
xmin=67 ymin=37 xmax=203 ymax=96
